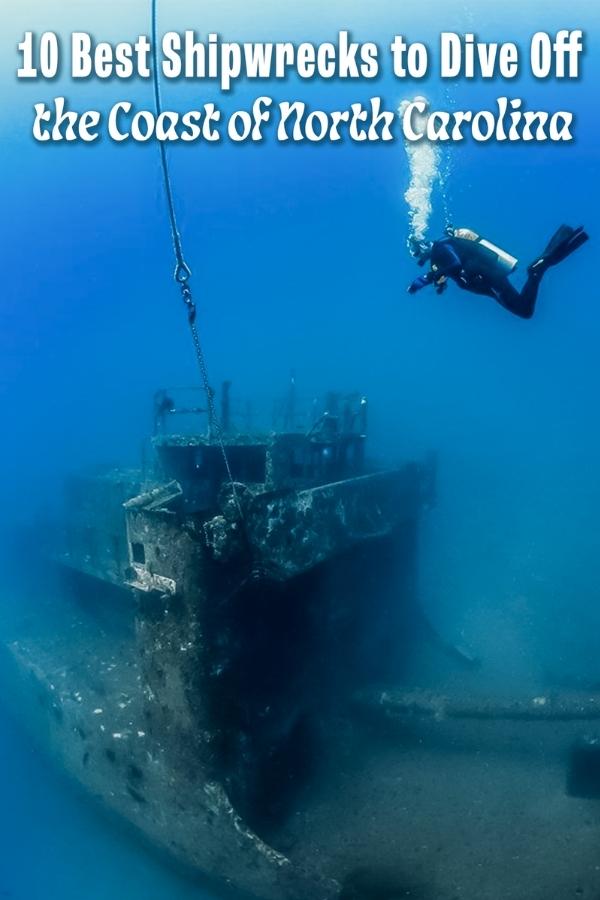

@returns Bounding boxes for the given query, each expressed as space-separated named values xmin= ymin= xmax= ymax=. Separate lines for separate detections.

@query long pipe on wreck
xmin=356 ymin=688 xmax=600 ymax=722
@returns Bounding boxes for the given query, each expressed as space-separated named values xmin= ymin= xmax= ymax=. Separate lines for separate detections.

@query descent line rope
xmin=150 ymin=0 xmax=243 ymax=521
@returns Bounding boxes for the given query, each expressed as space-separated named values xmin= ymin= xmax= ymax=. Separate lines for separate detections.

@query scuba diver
xmin=408 ymin=225 xmax=589 ymax=319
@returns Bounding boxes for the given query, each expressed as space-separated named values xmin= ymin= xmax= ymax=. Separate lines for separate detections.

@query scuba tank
xmin=449 ymin=227 xmax=518 ymax=277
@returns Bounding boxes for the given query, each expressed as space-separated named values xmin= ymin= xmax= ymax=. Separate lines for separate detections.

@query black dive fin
xmin=529 ymin=225 xmax=589 ymax=275
xmin=543 ymin=224 xmax=577 ymax=257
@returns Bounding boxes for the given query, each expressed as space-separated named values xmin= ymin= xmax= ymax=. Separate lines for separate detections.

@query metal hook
xmin=174 ymin=260 xmax=192 ymax=284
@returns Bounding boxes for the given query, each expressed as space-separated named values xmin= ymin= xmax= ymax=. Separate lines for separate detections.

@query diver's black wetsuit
xmin=432 ymin=237 xmax=542 ymax=319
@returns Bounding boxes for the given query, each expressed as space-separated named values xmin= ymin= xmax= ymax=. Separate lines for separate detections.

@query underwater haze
xmin=1 ymin=0 xmax=600 ymax=898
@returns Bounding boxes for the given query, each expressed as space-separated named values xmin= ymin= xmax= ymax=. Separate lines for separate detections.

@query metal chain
xmin=150 ymin=0 xmax=243 ymax=521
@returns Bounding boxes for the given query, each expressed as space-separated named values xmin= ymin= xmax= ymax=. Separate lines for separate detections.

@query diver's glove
xmin=407 ymin=273 xmax=433 ymax=294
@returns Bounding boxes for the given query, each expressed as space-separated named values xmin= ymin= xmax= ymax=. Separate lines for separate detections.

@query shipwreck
xmin=5 ymin=383 xmax=600 ymax=899
xmin=2 ymin=386 xmax=439 ymax=898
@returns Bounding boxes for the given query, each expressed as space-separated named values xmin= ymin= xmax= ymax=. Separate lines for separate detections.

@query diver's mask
xmin=409 ymin=236 xmax=433 ymax=265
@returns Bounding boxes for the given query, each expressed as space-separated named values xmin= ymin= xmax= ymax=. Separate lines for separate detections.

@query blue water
xmin=2 ymin=0 xmax=600 ymax=897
